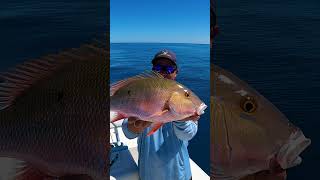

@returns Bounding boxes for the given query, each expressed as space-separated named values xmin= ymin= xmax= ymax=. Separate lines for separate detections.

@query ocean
xmin=110 ymin=43 xmax=211 ymax=174
xmin=214 ymin=0 xmax=320 ymax=179
xmin=0 ymin=0 xmax=106 ymax=71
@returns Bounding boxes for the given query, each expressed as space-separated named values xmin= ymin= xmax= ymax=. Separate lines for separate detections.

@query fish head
xmin=168 ymin=82 xmax=207 ymax=119
xmin=211 ymin=65 xmax=311 ymax=179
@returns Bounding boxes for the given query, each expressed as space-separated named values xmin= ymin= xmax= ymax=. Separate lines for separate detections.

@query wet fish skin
xmin=0 ymin=43 xmax=109 ymax=179
xmin=111 ymin=72 xmax=206 ymax=123
xmin=110 ymin=72 xmax=207 ymax=135
xmin=211 ymin=65 xmax=311 ymax=180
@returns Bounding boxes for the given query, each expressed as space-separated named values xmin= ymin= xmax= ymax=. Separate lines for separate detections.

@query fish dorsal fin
xmin=0 ymin=42 xmax=107 ymax=110
xmin=0 ymin=57 xmax=70 ymax=111
xmin=110 ymin=70 xmax=163 ymax=96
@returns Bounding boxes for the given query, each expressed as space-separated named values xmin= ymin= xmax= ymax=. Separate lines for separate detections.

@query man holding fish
xmin=110 ymin=50 xmax=207 ymax=180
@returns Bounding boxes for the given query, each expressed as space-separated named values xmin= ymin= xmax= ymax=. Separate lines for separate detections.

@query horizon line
xmin=110 ymin=42 xmax=209 ymax=45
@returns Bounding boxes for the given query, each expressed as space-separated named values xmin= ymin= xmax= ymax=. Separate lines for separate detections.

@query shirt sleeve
xmin=173 ymin=120 xmax=198 ymax=141
xmin=122 ymin=119 xmax=140 ymax=139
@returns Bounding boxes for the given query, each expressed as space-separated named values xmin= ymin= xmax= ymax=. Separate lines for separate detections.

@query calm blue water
xmin=214 ymin=0 xmax=320 ymax=179
xmin=0 ymin=0 xmax=106 ymax=71
xmin=110 ymin=43 xmax=211 ymax=174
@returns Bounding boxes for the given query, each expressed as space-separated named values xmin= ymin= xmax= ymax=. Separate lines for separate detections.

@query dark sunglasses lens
xmin=152 ymin=65 xmax=162 ymax=72
xmin=166 ymin=66 xmax=175 ymax=74
xmin=153 ymin=65 xmax=176 ymax=74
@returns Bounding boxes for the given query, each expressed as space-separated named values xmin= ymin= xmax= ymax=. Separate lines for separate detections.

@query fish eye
xmin=241 ymin=96 xmax=257 ymax=113
xmin=184 ymin=91 xmax=190 ymax=97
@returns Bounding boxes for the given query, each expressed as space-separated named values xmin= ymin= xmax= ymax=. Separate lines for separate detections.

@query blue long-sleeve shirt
xmin=122 ymin=120 xmax=198 ymax=180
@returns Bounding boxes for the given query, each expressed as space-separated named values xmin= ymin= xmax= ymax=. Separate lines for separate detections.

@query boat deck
xmin=110 ymin=120 xmax=209 ymax=180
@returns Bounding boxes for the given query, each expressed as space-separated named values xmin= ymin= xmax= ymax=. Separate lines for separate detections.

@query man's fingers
xmin=134 ymin=120 xmax=152 ymax=128
xmin=141 ymin=121 xmax=152 ymax=127
xmin=134 ymin=120 xmax=143 ymax=127
xmin=128 ymin=117 xmax=139 ymax=122
xmin=126 ymin=117 xmax=151 ymax=133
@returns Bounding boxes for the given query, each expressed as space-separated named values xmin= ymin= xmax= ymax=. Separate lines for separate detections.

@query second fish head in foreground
xmin=211 ymin=65 xmax=311 ymax=179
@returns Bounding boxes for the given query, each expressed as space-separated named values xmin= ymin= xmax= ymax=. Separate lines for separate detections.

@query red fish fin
xmin=147 ymin=122 xmax=164 ymax=136
xmin=148 ymin=109 xmax=169 ymax=119
xmin=110 ymin=111 xmax=127 ymax=123
xmin=15 ymin=163 xmax=49 ymax=180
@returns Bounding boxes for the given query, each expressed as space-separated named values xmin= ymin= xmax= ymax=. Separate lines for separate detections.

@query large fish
xmin=110 ymin=72 xmax=207 ymax=135
xmin=211 ymin=65 xmax=311 ymax=180
xmin=0 ymin=41 xmax=109 ymax=180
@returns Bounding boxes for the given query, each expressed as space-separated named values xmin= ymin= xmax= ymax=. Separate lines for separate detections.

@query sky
xmin=110 ymin=0 xmax=209 ymax=44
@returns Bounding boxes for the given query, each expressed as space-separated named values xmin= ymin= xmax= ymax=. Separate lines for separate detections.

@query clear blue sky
xmin=110 ymin=0 xmax=209 ymax=44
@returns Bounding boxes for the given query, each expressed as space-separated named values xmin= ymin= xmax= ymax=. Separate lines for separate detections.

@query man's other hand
xmin=127 ymin=117 xmax=152 ymax=134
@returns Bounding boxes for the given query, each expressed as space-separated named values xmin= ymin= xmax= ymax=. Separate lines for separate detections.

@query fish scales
xmin=0 ymin=42 xmax=109 ymax=179
xmin=112 ymin=78 xmax=175 ymax=119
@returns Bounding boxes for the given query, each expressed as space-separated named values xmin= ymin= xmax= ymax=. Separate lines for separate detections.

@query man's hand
xmin=127 ymin=117 xmax=152 ymax=134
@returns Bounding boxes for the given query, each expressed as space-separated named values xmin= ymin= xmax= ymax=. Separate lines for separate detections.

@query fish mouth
xmin=196 ymin=103 xmax=207 ymax=115
xmin=276 ymin=130 xmax=311 ymax=169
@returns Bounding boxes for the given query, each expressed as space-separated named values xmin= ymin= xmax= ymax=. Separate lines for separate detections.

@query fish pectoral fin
xmin=147 ymin=109 xmax=169 ymax=119
xmin=15 ymin=162 xmax=49 ymax=180
xmin=147 ymin=122 xmax=164 ymax=136
xmin=110 ymin=111 xmax=128 ymax=123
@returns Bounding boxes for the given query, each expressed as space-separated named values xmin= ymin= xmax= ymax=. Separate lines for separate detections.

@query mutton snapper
xmin=211 ymin=65 xmax=311 ymax=180
xmin=0 ymin=42 xmax=109 ymax=180
xmin=110 ymin=71 xmax=207 ymax=136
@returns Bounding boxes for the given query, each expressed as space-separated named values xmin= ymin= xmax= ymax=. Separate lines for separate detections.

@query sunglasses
xmin=152 ymin=64 xmax=177 ymax=74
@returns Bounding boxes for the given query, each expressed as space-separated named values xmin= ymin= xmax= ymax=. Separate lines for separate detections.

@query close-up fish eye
xmin=185 ymin=91 xmax=190 ymax=97
xmin=241 ymin=96 xmax=257 ymax=113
